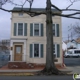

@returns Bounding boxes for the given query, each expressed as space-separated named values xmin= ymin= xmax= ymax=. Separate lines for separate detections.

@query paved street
xmin=64 ymin=58 xmax=80 ymax=66
xmin=0 ymin=76 xmax=73 ymax=80
xmin=64 ymin=58 xmax=80 ymax=74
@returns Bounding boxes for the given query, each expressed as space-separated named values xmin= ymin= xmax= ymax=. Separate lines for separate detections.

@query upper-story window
xmin=52 ymin=24 xmax=59 ymax=37
xmin=34 ymin=24 xmax=39 ymax=36
xmin=13 ymin=23 xmax=27 ymax=36
xmin=53 ymin=24 xmax=55 ymax=36
xmin=19 ymin=13 xmax=23 ymax=16
xmin=30 ymin=23 xmax=44 ymax=36
xmin=18 ymin=23 xmax=23 ymax=36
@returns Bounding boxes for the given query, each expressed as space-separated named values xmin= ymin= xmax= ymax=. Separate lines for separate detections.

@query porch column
xmin=10 ymin=40 xmax=13 ymax=61
xmin=23 ymin=40 xmax=27 ymax=62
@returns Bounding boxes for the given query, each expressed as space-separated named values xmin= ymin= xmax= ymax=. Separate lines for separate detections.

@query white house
xmin=9 ymin=7 xmax=63 ymax=68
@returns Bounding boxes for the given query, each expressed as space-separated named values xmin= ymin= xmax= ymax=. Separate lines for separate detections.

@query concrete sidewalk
xmin=0 ymin=69 xmax=42 ymax=72
xmin=0 ymin=67 xmax=73 ymax=76
xmin=0 ymin=67 xmax=72 ymax=73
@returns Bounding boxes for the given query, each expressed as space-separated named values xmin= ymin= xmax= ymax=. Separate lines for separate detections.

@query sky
xmin=0 ymin=0 xmax=80 ymax=41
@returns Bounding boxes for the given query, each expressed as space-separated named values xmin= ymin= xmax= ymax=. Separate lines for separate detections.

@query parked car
xmin=0 ymin=52 xmax=9 ymax=60
xmin=64 ymin=49 xmax=80 ymax=58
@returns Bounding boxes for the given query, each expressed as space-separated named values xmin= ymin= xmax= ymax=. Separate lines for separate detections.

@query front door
xmin=14 ymin=45 xmax=22 ymax=61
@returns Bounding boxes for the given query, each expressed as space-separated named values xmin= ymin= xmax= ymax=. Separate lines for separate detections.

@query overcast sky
xmin=0 ymin=0 xmax=80 ymax=41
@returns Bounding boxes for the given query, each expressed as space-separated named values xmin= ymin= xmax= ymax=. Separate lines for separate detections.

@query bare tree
xmin=71 ymin=23 xmax=80 ymax=37
xmin=0 ymin=0 xmax=80 ymax=75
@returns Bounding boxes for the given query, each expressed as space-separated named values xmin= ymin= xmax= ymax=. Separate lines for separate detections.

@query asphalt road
xmin=0 ymin=76 xmax=73 ymax=80
xmin=64 ymin=58 xmax=80 ymax=74
xmin=64 ymin=58 xmax=80 ymax=66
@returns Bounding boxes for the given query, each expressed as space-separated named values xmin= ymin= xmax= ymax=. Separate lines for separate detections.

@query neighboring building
xmin=75 ymin=38 xmax=80 ymax=49
xmin=66 ymin=39 xmax=80 ymax=49
xmin=67 ymin=40 xmax=77 ymax=49
xmin=0 ymin=39 xmax=10 ymax=52
xmin=10 ymin=7 xmax=62 ymax=66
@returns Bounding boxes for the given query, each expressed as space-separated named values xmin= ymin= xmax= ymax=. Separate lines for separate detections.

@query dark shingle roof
xmin=12 ymin=7 xmax=61 ymax=13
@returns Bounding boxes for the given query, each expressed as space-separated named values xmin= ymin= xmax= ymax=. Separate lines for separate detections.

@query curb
xmin=0 ymin=72 xmax=35 ymax=76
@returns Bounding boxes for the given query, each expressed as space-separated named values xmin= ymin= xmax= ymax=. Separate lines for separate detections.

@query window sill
xmin=54 ymin=58 xmax=58 ymax=62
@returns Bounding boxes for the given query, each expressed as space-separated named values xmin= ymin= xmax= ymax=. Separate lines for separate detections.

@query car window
xmin=67 ymin=51 xmax=72 ymax=54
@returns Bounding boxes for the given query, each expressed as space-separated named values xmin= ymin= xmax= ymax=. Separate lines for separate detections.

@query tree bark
xmin=41 ymin=0 xmax=62 ymax=75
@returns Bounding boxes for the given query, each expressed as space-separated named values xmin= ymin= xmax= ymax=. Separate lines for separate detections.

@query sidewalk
xmin=0 ymin=67 xmax=72 ymax=73
xmin=0 ymin=64 xmax=73 ymax=75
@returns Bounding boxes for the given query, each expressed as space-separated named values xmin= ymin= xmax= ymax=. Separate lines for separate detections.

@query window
xmin=74 ymin=50 xmax=80 ymax=54
xmin=30 ymin=43 xmax=43 ymax=58
xmin=34 ymin=24 xmax=39 ymax=36
xmin=53 ymin=24 xmax=55 ymax=36
xmin=30 ymin=23 xmax=43 ymax=36
xmin=52 ymin=24 xmax=59 ymax=37
xmin=19 ymin=13 xmax=23 ymax=16
xmin=34 ymin=44 xmax=39 ymax=57
xmin=67 ymin=51 xmax=72 ymax=54
xmin=53 ymin=44 xmax=60 ymax=58
xmin=18 ymin=23 xmax=23 ymax=35
xmin=53 ymin=44 xmax=56 ymax=58
xmin=14 ymin=23 xmax=27 ymax=36
xmin=16 ymin=47 xmax=21 ymax=54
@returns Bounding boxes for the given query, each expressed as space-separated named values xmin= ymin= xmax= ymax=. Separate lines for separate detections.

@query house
xmin=9 ymin=7 xmax=62 ymax=68
xmin=66 ymin=39 xmax=80 ymax=49
xmin=75 ymin=38 xmax=80 ymax=49
xmin=0 ymin=39 xmax=10 ymax=52
xmin=67 ymin=40 xmax=77 ymax=49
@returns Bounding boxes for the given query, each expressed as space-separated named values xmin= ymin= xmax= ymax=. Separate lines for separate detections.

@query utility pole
xmin=68 ymin=34 xmax=69 ymax=42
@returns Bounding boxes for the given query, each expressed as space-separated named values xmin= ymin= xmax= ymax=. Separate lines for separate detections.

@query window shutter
xmin=24 ymin=23 xmax=27 ymax=36
xmin=41 ymin=44 xmax=43 ymax=58
xmin=30 ymin=23 xmax=33 ymax=36
xmin=57 ymin=44 xmax=60 ymax=58
xmin=41 ymin=24 xmax=44 ymax=36
xmin=14 ymin=23 xmax=17 ymax=36
xmin=30 ymin=44 xmax=33 ymax=58
xmin=56 ymin=24 xmax=59 ymax=37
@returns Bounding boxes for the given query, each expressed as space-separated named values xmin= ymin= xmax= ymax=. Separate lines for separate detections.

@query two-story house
xmin=9 ymin=7 xmax=63 ymax=68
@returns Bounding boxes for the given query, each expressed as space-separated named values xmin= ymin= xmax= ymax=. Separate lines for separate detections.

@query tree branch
xmin=52 ymin=12 xmax=80 ymax=19
xmin=0 ymin=7 xmax=11 ymax=12
xmin=66 ymin=0 xmax=80 ymax=9
xmin=7 ymin=0 xmax=22 ymax=6
xmin=51 ymin=4 xmax=61 ymax=11
xmin=22 ymin=0 xmax=27 ymax=8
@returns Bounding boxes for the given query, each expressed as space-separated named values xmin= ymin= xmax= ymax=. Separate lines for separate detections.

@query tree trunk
xmin=41 ymin=0 xmax=62 ymax=75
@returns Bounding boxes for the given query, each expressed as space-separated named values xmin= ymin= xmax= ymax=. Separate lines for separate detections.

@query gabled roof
xmin=12 ymin=7 xmax=61 ymax=13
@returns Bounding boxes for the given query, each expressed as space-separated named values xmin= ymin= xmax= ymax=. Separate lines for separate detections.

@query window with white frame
xmin=30 ymin=43 xmax=43 ymax=58
xmin=53 ymin=24 xmax=55 ymax=36
xmin=34 ymin=23 xmax=40 ymax=36
xmin=18 ymin=23 xmax=23 ymax=36
xmin=53 ymin=23 xmax=60 ymax=37
xmin=34 ymin=44 xmax=39 ymax=57
xmin=14 ymin=23 xmax=27 ymax=36
xmin=53 ymin=44 xmax=57 ymax=58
